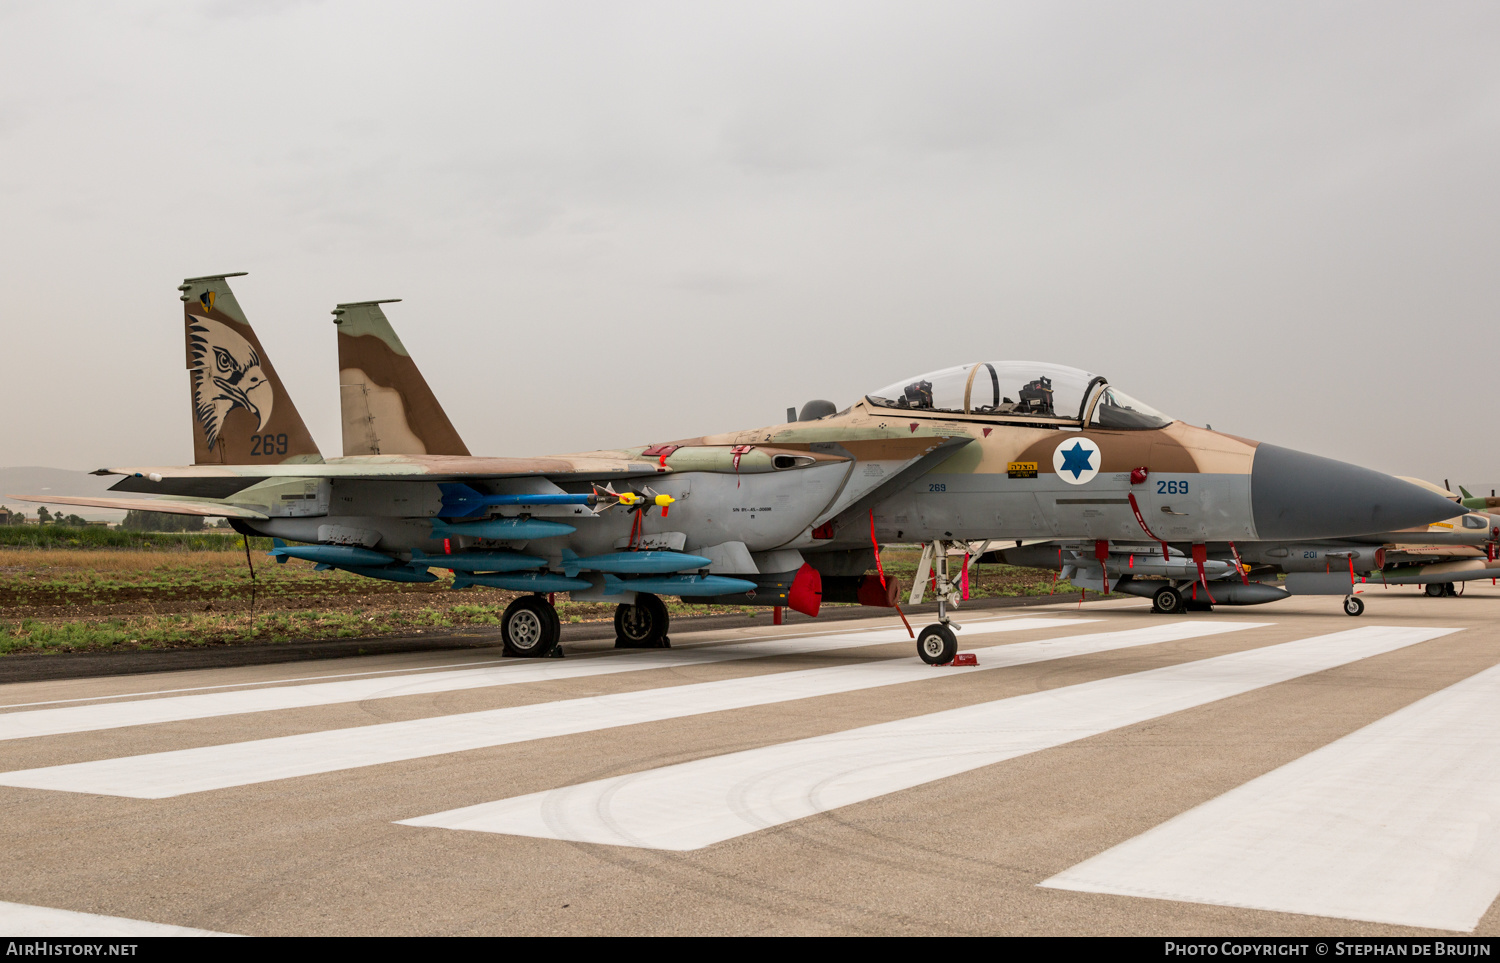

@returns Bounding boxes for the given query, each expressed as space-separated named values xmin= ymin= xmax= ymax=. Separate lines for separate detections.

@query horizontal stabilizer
xmin=4 ymin=494 xmax=268 ymax=519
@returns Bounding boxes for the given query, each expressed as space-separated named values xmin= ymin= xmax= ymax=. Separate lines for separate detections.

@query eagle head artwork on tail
xmin=190 ymin=317 xmax=273 ymax=450
xmin=178 ymin=273 xmax=322 ymax=465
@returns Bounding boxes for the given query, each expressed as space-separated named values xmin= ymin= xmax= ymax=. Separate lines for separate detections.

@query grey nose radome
xmin=1251 ymin=443 xmax=1464 ymax=540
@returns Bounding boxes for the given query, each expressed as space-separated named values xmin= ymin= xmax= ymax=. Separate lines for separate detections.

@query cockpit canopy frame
xmin=864 ymin=362 xmax=1172 ymax=430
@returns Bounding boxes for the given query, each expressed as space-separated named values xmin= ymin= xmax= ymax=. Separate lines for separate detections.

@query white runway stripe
xmin=0 ymin=616 xmax=1092 ymax=741
xmin=398 ymin=625 xmax=1456 ymax=851
xmin=1041 ymin=660 xmax=1500 ymax=932
xmin=0 ymin=620 xmax=1252 ymax=799
xmin=0 ymin=900 xmax=238 ymax=936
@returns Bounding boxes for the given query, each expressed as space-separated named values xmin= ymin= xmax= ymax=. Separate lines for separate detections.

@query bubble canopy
xmin=865 ymin=362 xmax=1172 ymax=429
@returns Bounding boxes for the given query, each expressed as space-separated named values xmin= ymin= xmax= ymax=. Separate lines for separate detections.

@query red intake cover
xmin=788 ymin=563 xmax=823 ymax=618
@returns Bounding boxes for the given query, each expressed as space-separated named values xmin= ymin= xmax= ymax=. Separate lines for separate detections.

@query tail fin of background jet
xmin=178 ymin=273 xmax=323 ymax=465
xmin=333 ymin=300 xmax=470 ymax=457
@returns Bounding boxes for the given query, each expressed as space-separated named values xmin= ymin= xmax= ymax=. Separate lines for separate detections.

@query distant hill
xmin=0 ymin=467 xmax=131 ymax=522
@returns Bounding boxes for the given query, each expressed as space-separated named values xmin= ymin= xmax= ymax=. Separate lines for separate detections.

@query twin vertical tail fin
xmin=333 ymin=300 xmax=469 ymax=457
xmin=179 ymin=273 xmax=322 ymax=465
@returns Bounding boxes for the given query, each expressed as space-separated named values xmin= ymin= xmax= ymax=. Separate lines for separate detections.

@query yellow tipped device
xmin=617 ymin=492 xmax=644 ymax=506
xmin=654 ymin=494 xmax=675 ymax=508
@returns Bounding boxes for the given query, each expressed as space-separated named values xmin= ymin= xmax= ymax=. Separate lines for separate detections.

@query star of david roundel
xmin=1052 ymin=437 xmax=1102 ymax=486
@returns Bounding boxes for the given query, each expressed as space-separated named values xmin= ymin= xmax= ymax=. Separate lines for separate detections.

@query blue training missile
xmin=603 ymin=573 xmax=758 ymax=597
xmin=410 ymin=549 xmax=546 ymax=573
xmin=430 ymin=517 xmax=576 ymax=541
xmin=269 ymin=538 xmax=394 ymax=567
xmin=561 ymin=550 xmax=711 ymax=577
xmin=312 ymin=562 xmax=437 ymax=583
xmin=452 ymin=572 xmax=591 ymax=592
xmin=439 ymin=483 xmax=595 ymax=518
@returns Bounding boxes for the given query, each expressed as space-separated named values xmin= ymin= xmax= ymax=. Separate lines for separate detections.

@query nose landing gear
xmin=913 ymin=539 xmax=964 ymax=664
xmin=1343 ymin=595 xmax=1364 ymax=617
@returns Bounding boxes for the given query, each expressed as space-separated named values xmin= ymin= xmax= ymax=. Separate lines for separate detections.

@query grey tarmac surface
xmin=1 ymin=585 xmax=1497 ymax=936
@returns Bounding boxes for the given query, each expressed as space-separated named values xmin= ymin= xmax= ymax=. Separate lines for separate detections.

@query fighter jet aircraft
xmin=14 ymin=273 xmax=1465 ymax=664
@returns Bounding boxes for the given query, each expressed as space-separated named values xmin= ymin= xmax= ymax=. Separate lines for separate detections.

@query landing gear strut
xmin=502 ymin=594 xmax=562 ymax=657
xmin=614 ymin=593 xmax=671 ymax=648
xmin=913 ymin=540 xmax=964 ymax=664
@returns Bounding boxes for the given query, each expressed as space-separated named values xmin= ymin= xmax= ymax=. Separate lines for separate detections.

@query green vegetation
xmin=877 ymin=550 xmax=1076 ymax=599
xmin=0 ymin=608 xmax=477 ymax=654
xmin=120 ymin=509 xmax=208 ymax=533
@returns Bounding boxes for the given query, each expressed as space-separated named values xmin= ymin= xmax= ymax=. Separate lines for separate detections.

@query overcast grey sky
xmin=1 ymin=1 xmax=1495 ymax=483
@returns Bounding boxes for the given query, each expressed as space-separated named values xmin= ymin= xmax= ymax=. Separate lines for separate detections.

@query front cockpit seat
xmin=902 ymin=380 xmax=934 ymax=409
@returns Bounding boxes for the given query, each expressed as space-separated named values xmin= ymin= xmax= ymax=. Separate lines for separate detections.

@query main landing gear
xmin=913 ymin=539 xmax=964 ymax=665
xmin=1150 ymin=583 xmax=1214 ymax=614
xmin=501 ymin=594 xmax=562 ymax=658
xmin=1425 ymin=582 xmax=1459 ymax=598
xmin=614 ymin=593 xmax=671 ymax=649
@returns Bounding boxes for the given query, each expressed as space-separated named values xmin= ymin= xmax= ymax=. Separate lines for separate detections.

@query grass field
xmin=0 ymin=531 xmax=1074 ymax=655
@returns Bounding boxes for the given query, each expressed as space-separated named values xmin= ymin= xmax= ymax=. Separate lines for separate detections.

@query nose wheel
xmin=918 ymin=623 xmax=958 ymax=665
xmin=1343 ymin=595 xmax=1364 ymax=617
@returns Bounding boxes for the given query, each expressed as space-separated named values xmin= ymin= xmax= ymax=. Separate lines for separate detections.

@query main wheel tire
xmin=1447 ymin=582 xmax=1459 ymax=597
xmin=502 ymin=595 xmax=559 ymax=657
xmin=917 ymin=623 xmax=958 ymax=665
xmin=1343 ymin=595 xmax=1365 ymax=617
xmin=1152 ymin=585 xmax=1183 ymax=614
xmin=1426 ymin=582 xmax=1445 ymax=597
xmin=541 ymin=598 xmax=562 ymax=654
xmin=614 ymin=593 xmax=670 ymax=648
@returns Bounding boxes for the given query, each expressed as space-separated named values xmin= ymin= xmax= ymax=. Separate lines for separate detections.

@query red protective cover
xmin=787 ymin=563 xmax=823 ymax=618
xmin=855 ymin=573 xmax=900 ymax=608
